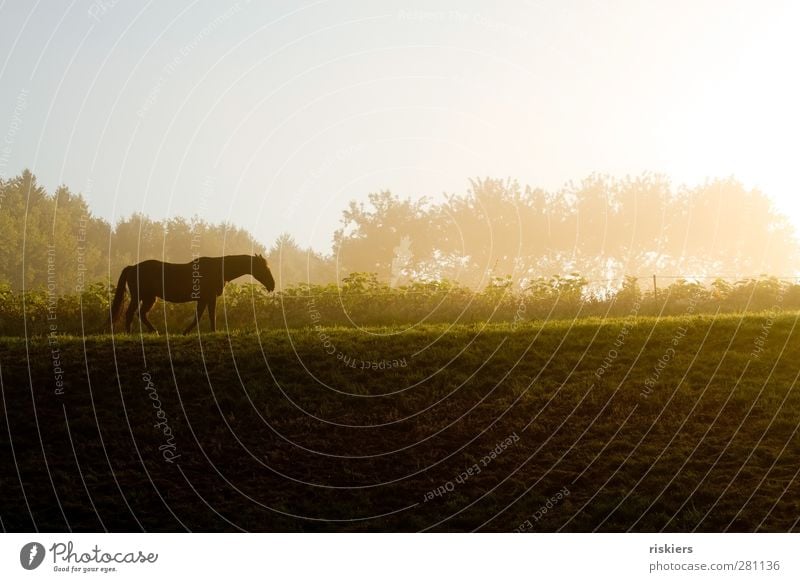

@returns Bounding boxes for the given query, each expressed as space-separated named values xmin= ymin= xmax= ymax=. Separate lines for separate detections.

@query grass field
xmin=1 ymin=312 xmax=799 ymax=532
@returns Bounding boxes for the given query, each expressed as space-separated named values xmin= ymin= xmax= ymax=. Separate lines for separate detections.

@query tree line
xmin=0 ymin=169 xmax=796 ymax=297
xmin=335 ymin=175 xmax=798 ymax=289
xmin=0 ymin=170 xmax=334 ymax=293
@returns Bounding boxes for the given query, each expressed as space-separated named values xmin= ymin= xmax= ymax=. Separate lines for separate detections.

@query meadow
xmin=1 ymin=311 xmax=798 ymax=532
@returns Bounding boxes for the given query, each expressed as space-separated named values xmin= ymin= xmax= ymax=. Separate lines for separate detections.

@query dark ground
xmin=1 ymin=314 xmax=799 ymax=532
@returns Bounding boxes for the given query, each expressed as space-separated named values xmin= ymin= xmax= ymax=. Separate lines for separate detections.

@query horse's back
xmin=132 ymin=259 xmax=196 ymax=302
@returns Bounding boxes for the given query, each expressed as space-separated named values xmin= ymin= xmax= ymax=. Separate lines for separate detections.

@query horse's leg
xmin=125 ymin=294 xmax=140 ymax=333
xmin=183 ymin=300 xmax=207 ymax=335
xmin=207 ymin=295 xmax=217 ymax=332
xmin=139 ymin=296 xmax=158 ymax=334
xmin=124 ymin=274 xmax=142 ymax=333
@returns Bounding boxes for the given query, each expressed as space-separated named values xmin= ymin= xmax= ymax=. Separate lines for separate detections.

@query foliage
xmin=2 ymin=170 xmax=797 ymax=303
xmin=0 ymin=171 xmax=333 ymax=294
xmin=1 ymin=273 xmax=795 ymax=336
xmin=334 ymin=175 xmax=798 ymax=287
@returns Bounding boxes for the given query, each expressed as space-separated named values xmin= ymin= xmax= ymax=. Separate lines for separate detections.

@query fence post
xmin=653 ymin=274 xmax=657 ymax=300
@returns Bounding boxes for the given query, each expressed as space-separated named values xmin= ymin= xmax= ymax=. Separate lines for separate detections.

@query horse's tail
xmin=110 ymin=266 xmax=132 ymax=324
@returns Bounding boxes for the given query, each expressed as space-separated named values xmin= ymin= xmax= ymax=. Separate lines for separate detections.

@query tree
xmin=333 ymin=190 xmax=432 ymax=280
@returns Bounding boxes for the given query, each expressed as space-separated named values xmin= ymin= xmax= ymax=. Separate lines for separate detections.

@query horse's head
xmin=252 ymin=254 xmax=275 ymax=292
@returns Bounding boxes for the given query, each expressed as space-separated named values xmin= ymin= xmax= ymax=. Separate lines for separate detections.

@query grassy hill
xmin=1 ymin=312 xmax=799 ymax=532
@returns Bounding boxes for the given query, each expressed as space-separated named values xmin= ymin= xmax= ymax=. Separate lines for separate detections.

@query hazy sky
xmin=1 ymin=0 xmax=798 ymax=253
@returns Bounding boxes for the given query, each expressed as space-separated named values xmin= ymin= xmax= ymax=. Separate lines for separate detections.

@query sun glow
xmin=652 ymin=1 xmax=800 ymax=228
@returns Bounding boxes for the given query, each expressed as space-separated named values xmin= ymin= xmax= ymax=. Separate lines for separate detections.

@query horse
xmin=110 ymin=254 xmax=275 ymax=334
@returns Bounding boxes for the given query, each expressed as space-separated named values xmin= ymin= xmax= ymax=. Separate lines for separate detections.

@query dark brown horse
xmin=111 ymin=254 xmax=275 ymax=334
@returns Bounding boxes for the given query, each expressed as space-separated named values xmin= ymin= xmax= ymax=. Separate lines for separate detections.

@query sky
xmin=1 ymin=0 xmax=799 ymax=253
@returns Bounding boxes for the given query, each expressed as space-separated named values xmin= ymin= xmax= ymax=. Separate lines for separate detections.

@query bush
xmin=0 ymin=273 xmax=796 ymax=337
